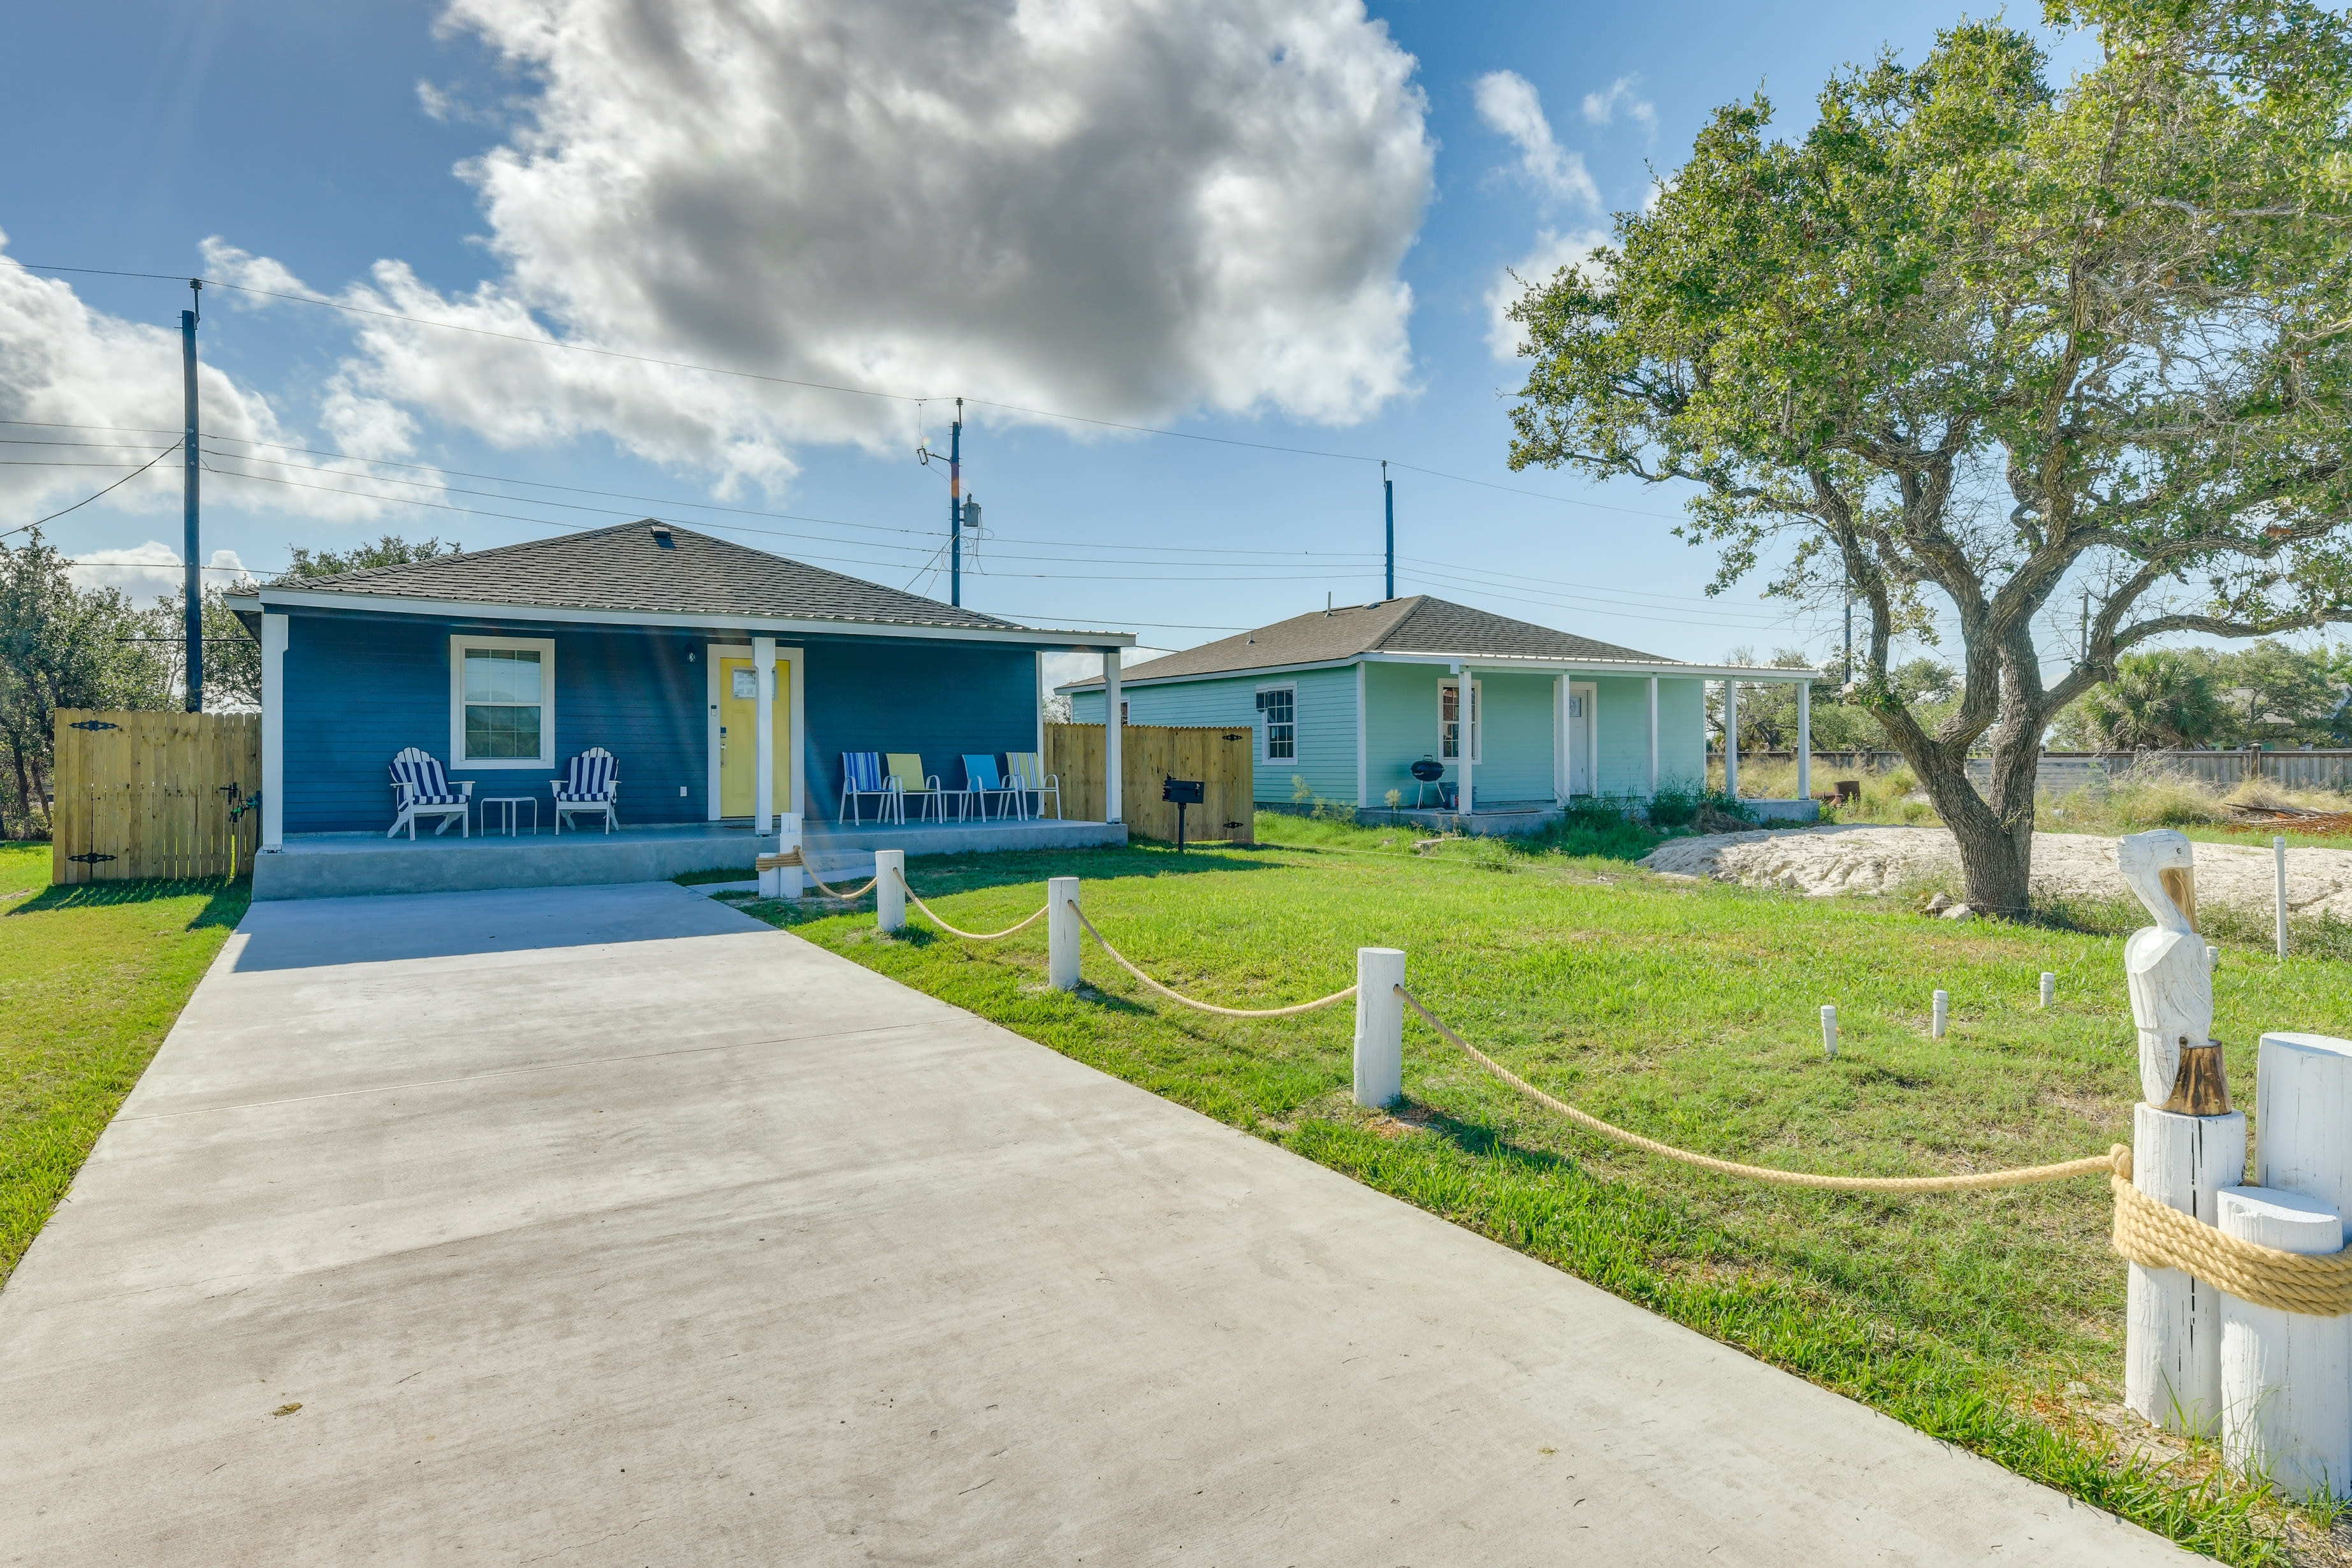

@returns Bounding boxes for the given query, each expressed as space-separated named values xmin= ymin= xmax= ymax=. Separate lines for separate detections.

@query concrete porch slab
xmin=0 ymin=882 xmax=2195 ymax=1565
xmin=252 ymin=817 xmax=1127 ymax=900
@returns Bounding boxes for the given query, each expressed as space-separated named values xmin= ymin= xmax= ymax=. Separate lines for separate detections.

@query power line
xmin=4 ymin=443 xmax=180 ymax=541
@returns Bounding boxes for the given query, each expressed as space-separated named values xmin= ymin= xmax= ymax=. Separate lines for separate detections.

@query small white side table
xmin=481 ymin=797 xmax=539 ymax=836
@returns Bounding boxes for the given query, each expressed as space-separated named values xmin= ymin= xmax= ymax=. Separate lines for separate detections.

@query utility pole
xmin=182 ymin=280 xmax=203 ymax=713
xmin=948 ymin=398 xmax=962 ymax=608
xmin=1383 ymin=461 xmax=1394 ymax=600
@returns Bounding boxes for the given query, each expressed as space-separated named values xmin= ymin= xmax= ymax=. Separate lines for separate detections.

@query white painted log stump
xmin=2040 ymin=973 xmax=2055 ymax=1008
xmin=1046 ymin=876 xmax=1080 ymax=991
xmin=2256 ymin=1033 xmax=2352 ymax=1249
xmin=1820 ymin=1005 xmax=1837 ymax=1059
xmin=2126 ymin=1103 xmax=2248 ymax=1436
xmin=2218 ymin=1186 xmax=2352 ymax=1500
xmin=1931 ymin=990 xmax=1948 ymax=1040
xmin=875 ymin=849 xmax=906 ymax=933
xmin=1352 ymin=948 xmax=1405 ymax=1109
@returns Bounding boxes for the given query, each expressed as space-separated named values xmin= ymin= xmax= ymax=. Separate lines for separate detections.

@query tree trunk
xmin=1892 ymin=720 xmax=2040 ymax=918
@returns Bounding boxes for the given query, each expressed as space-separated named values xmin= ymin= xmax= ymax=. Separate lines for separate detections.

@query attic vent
xmin=650 ymin=525 xmax=676 ymax=549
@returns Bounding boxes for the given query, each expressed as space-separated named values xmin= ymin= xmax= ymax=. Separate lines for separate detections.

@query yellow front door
xmin=717 ymin=655 xmax=790 ymax=817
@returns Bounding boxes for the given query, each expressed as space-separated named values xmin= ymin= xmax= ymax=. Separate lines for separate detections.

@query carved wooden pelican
xmin=2117 ymin=830 xmax=2223 ymax=1110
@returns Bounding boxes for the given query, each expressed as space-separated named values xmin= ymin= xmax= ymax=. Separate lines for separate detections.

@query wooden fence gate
xmin=50 ymin=710 xmax=263 ymax=885
xmin=1044 ymin=722 xmax=1254 ymax=845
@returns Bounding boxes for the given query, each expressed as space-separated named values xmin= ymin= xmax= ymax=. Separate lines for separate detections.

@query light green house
xmin=1062 ymin=596 xmax=1819 ymax=823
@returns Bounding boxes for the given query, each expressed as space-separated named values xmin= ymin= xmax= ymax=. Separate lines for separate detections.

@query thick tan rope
xmin=757 ymin=848 xmax=880 ymax=901
xmin=2110 ymin=1170 xmax=2352 ymax=1316
xmin=1398 ymin=985 xmax=2352 ymax=1313
xmin=1397 ymin=986 xmax=2119 ymax=1192
xmin=893 ymin=869 xmax=1049 ymax=941
xmin=1071 ymin=904 xmax=1358 ymax=1018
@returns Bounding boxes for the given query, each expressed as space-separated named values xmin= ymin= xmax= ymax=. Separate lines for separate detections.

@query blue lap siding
xmin=280 ymin=607 xmax=1046 ymax=834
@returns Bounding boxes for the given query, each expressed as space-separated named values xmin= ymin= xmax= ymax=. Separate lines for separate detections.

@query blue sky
xmin=1 ymin=0 xmax=2087 ymax=671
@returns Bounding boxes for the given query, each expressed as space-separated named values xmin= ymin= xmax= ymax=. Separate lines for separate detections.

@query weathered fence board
xmin=1731 ymin=747 xmax=2352 ymax=795
xmin=1043 ymin=723 xmax=1254 ymax=844
xmin=50 ymin=711 xmax=262 ymax=885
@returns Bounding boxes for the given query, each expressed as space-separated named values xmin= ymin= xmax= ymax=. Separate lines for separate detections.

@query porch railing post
xmin=1103 ymin=648 xmax=1123 ymax=824
xmin=1797 ymin=678 xmax=1811 ymax=802
xmin=260 ymin=613 xmax=286 ymax=851
xmin=753 ymin=635 xmax=776 ymax=836
xmin=875 ymin=849 xmax=906 ymax=933
xmin=1048 ymin=876 xmax=1082 ymax=990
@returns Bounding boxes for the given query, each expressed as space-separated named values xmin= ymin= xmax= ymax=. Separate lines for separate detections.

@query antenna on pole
xmin=182 ymin=279 xmax=203 ymax=713
xmin=1383 ymin=460 xmax=1394 ymax=600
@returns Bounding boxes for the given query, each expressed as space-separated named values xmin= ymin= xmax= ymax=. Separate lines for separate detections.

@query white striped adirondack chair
xmin=551 ymin=747 xmax=620 ymax=834
xmin=388 ymin=748 xmax=473 ymax=839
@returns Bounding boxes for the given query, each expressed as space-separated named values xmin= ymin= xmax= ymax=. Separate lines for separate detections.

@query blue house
xmin=1064 ymin=596 xmax=1818 ymax=823
xmin=225 ymin=520 xmax=1133 ymax=896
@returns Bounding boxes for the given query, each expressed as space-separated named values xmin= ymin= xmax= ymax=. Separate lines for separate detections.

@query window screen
xmin=463 ymin=648 xmax=543 ymax=759
xmin=1256 ymin=686 xmax=1296 ymax=760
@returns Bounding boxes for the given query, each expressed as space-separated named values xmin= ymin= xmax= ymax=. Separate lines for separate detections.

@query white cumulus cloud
xmin=1485 ymin=229 xmax=1605 ymax=363
xmin=226 ymin=0 xmax=1435 ymax=483
xmin=1581 ymin=74 xmax=1655 ymax=134
xmin=69 ymin=542 xmax=254 ymax=605
xmin=1472 ymin=70 xmax=1597 ymax=210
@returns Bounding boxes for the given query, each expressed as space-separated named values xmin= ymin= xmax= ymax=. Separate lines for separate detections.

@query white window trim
xmin=449 ymin=634 xmax=556 ymax=769
xmin=1256 ymin=681 xmax=1298 ymax=764
xmin=1439 ymin=678 xmax=1483 ymax=765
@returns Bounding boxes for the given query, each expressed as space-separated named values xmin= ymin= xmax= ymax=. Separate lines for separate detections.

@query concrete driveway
xmin=1 ymin=881 xmax=2197 ymax=1564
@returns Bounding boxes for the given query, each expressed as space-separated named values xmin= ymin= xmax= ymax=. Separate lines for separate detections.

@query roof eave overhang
xmin=238 ymin=586 xmax=1133 ymax=649
xmin=1057 ymin=654 xmax=1361 ymax=694
xmin=1367 ymin=651 xmax=1823 ymax=680
xmin=1059 ymin=650 xmax=1822 ymax=692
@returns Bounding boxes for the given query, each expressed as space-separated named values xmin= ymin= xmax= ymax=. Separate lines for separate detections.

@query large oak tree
xmin=1505 ymin=0 xmax=2352 ymax=913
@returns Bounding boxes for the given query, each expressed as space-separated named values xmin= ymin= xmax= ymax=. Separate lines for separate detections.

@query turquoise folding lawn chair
xmin=959 ymin=754 xmax=1024 ymax=821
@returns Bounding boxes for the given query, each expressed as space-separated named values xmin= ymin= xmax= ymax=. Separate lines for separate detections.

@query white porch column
xmin=1553 ymin=675 xmax=1567 ymax=806
xmin=1724 ymin=680 xmax=1739 ymax=799
xmin=1646 ymin=675 xmax=1659 ymax=797
xmin=753 ymin=635 xmax=776 ymax=835
xmin=1797 ymin=679 xmax=1812 ymax=800
xmin=260 ymin=612 xmax=286 ymax=850
xmin=1456 ymin=665 xmax=1474 ymax=817
xmin=1103 ymin=648 xmax=1122 ymax=824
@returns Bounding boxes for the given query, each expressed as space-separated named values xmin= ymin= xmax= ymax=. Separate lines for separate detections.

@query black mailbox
xmin=1162 ymin=776 xmax=1205 ymax=851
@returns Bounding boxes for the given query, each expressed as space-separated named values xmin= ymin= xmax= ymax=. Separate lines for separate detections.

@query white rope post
xmin=1931 ymin=990 xmax=1948 ymax=1040
xmin=1048 ymin=876 xmax=1082 ymax=991
xmin=2126 ymin=1103 xmax=2247 ymax=1436
xmin=2040 ymin=973 xmax=2056 ymax=1008
xmin=1820 ymin=1005 xmax=1837 ymax=1059
xmin=1353 ymin=948 xmax=1406 ymax=1108
xmin=2256 ymin=1033 xmax=2352 ymax=1242
xmin=2276 ymin=836 xmax=2290 ymax=961
xmin=2207 ymin=945 xmax=2220 ymax=974
xmin=2216 ymin=1186 xmax=2351 ymax=1500
xmin=875 ymin=849 xmax=906 ymax=933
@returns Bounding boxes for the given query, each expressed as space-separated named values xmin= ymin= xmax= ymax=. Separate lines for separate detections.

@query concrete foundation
xmin=252 ymin=818 xmax=1128 ymax=899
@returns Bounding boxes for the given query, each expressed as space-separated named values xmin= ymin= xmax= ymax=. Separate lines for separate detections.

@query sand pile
xmin=1641 ymin=824 xmax=2352 ymax=920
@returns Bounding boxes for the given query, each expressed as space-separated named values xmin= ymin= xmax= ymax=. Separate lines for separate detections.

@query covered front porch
xmin=251 ymin=815 xmax=1128 ymax=901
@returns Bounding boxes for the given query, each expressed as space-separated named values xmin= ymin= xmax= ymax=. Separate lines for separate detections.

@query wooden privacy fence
xmin=51 ymin=710 xmax=262 ymax=885
xmin=1043 ymin=723 xmax=1254 ymax=844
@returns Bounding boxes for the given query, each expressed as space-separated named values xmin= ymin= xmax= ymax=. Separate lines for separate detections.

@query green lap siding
xmin=1363 ymin=662 xmax=1555 ymax=808
xmin=1073 ymin=661 xmax=1710 ymax=808
xmin=1072 ymin=665 xmax=1359 ymax=804
xmin=1589 ymin=674 xmax=1705 ymax=797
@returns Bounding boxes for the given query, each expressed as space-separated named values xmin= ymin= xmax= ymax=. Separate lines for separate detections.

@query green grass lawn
xmin=0 ymin=843 xmax=247 ymax=1286
xmin=729 ymin=813 xmax=2352 ymax=1564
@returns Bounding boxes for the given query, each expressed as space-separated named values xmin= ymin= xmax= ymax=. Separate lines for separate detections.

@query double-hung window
xmin=450 ymin=635 xmax=555 ymax=767
xmin=1440 ymin=679 xmax=1481 ymax=763
xmin=1256 ymin=685 xmax=1296 ymax=762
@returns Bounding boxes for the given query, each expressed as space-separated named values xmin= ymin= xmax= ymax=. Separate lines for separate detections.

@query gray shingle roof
xmin=266 ymin=520 xmax=1031 ymax=632
xmin=1061 ymin=595 xmax=1675 ymax=688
